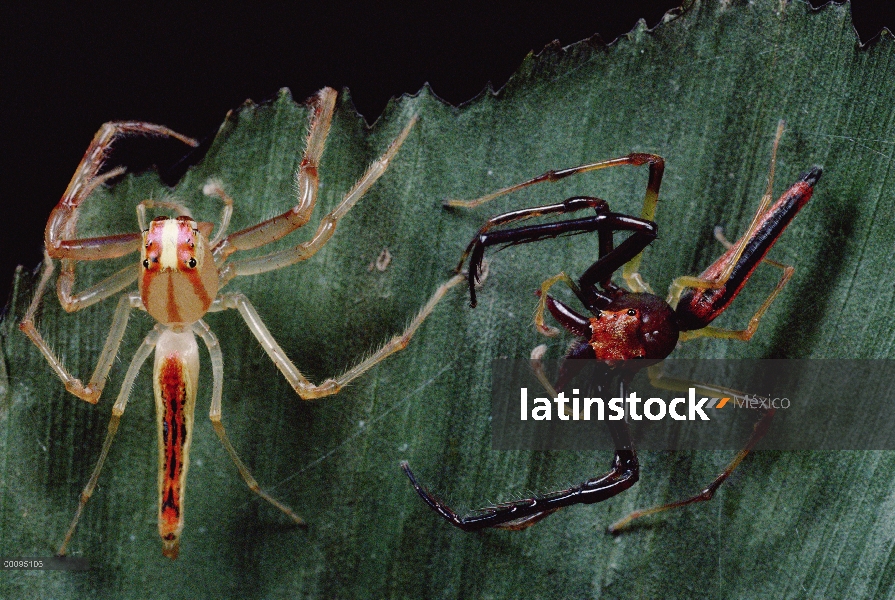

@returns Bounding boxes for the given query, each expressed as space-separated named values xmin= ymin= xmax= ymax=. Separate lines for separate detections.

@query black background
xmin=2 ymin=2 xmax=892 ymax=307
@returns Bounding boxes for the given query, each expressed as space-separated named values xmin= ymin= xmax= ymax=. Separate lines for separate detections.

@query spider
xmin=401 ymin=122 xmax=822 ymax=532
xmin=20 ymin=87 xmax=464 ymax=559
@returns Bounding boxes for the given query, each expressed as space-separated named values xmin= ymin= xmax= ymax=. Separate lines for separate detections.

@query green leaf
xmin=2 ymin=1 xmax=894 ymax=597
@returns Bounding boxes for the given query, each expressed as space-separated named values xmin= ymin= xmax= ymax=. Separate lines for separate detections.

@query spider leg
xmin=445 ymin=152 xmax=663 ymax=214
xmin=47 ymin=121 xmax=196 ymax=261
xmin=39 ymin=122 xmax=195 ymax=326
xmin=576 ymin=217 xmax=658 ymax=309
xmin=679 ymin=120 xmax=786 ymax=294
xmin=20 ymin=257 xmax=141 ymax=403
xmin=211 ymin=274 xmax=464 ymax=400
xmin=58 ymin=326 xmax=159 ymax=555
xmin=608 ymin=363 xmax=774 ymax=533
xmin=455 ymin=197 xmax=610 ymax=272
xmin=213 ymin=87 xmax=418 ymax=284
xmin=48 ymin=187 xmax=174 ymax=318
xmin=447 ymin=153 xmax=663 ymax=292
xmin=678 ymin=265 xmax=795 ymax=342
xmin=529 ymin=340 xmax=597 ymax=413
xmin=402 ymin=416 xmax=638 ymax=532
xmin=54 ymin=261 xmax=140 ymax=313
xmin=192 ymin=320 xmax=306 ymax=527
xmin=217 ymin=115 xmax=418 ymax=285
xmin=462 ymin=200 xmax=609 ymax=332
xmin=212 ymin=88 xmax=338 ymax=261
xmin=532 ymin=210 xmax=647 ymax=335
xmin=533 ymin=272 xmax=581 ymax=336
xmin=464 ymin=209 xmax=656 ymax=309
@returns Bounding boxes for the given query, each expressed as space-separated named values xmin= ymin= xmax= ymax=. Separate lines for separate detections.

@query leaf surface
xmin=2 ymin=1 xmax=894 ymax=597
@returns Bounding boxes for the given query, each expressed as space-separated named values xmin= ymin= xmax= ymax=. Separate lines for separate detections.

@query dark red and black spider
xmin=402 ymin=126 xmax=821 ymax=532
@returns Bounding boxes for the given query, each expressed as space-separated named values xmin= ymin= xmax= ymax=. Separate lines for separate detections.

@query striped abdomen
xmin=153 ymin=327 xmax=199 ymax=559
xmin=676 ymin=167 xmax=821 ymax=331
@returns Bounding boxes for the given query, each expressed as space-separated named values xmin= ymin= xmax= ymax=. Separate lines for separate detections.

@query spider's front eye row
xmin=627 ymin=309 xmax=637 ymax=317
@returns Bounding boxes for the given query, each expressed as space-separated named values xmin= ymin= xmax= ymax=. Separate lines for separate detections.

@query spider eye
xmin=187 ymin=258 xmax=197 ymax=268
xmin=627 ymin=309 xmax=637 ymax=317
xmin=142 ymin=259 xmax=150 ymax=269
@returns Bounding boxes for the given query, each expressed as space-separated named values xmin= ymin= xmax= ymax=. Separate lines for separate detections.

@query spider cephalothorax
xmin=140 ymin=215 xmax=218 ymax=325
xmin=547 ymin=292 xmax=680 ymax=363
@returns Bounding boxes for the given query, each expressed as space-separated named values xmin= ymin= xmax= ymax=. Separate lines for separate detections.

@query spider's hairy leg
xmin=40 ymin=121 xmax=195 ymax=324
xmin=444 ymin=153 xmax=663 ymax=212
xmin=212 ymin=87 xmax=339 ymax=261
xmin=211 ymin=274 xmax=464 ymax=400
xmin=58 ymin=327 xmax=159 ymax=555
xmin=402 ymin=417 xmax=639 ymax=531
xmin=192 ymin=320 xmax=306 ymax=528
xmin=219 ymin=112 xmax=419 ymax=283
xmin=55 ymin=260 xmax=139 ymax=314
xmin=47 ymin=121 xmax=196 ymax=262
xmin=19 ymin=254 xmax=141 ymax=403
xmin=327 ymin=272 xmax=464 ymax=392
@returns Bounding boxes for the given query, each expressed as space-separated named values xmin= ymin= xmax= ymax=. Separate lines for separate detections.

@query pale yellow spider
xmin=20 ymin=87 xmax=463 ymax=559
